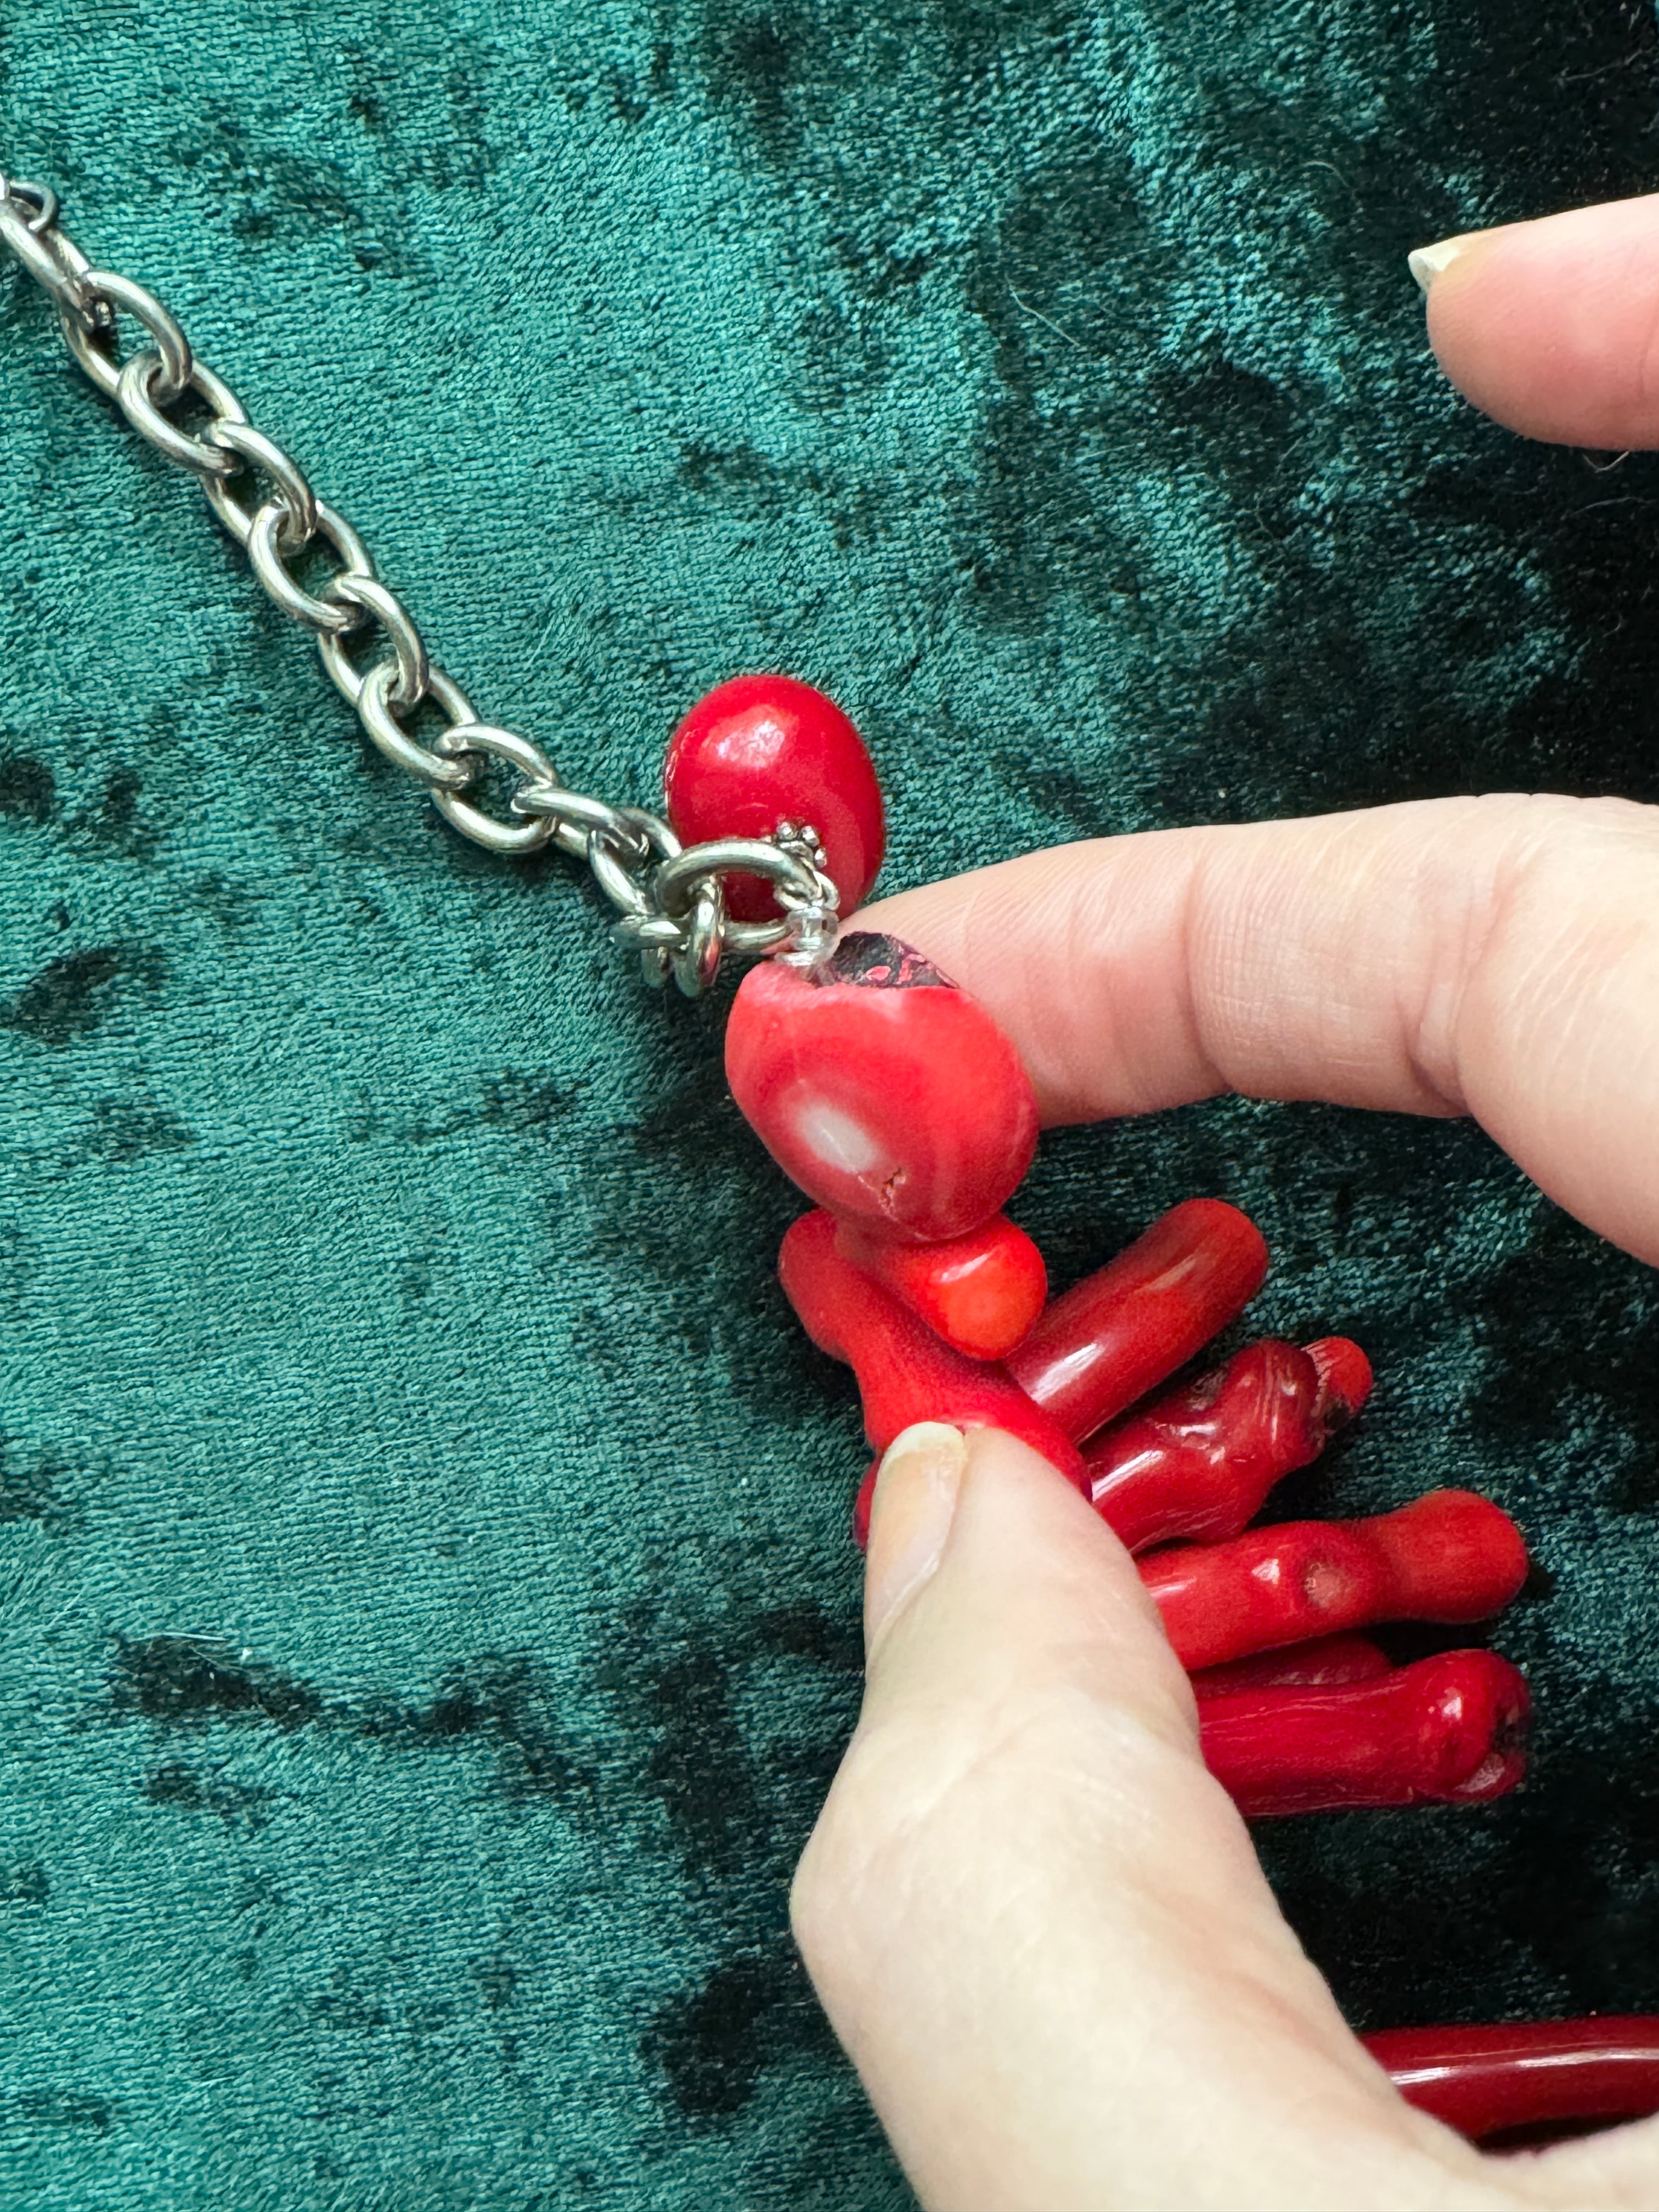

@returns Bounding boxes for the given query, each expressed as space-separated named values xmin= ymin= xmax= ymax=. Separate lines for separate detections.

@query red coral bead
xmin=1008 ymin=1199 xmax=1269 ymax=1444
xmin=778 ymin=1209 xmax=1087 ymax=1487
xmin=1141 ymin=1489 xmax=1531 ymax=1672
xmin=664 ymin=674 xmax=885 ymax=921
xmin=1190 ymin=1633 xmax=1393 ymax=1701
xmin=727 ymin=933 xmax=1039 ymax=1242
xmin=1086 ymin=1338 xmax=1346 ymax=1554
xmin=835 ymin=1212 xmax=1047 ymax=1361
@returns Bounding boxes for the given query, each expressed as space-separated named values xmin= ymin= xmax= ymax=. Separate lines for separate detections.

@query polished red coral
xmin=713 ymin=854 xmax=1539 ymax=1857
xmin=1197 ymin=1650 xmax=1530 ymax=1816
xmin=780 ymin=1209 xmax=1088 ymax=1490
xmin=1367 ymin=2017 xmax=1659 ymax=2141
xmin=728 ymin=934 xmax=1039 ymax=1242
xmin=1085 ymin=1337 xmax=1368 ymax=1554
xmin=1141 ymin=1489 xmax=1530 ymax=1672
xmin=1189 ymin=1633 xmax=1392 ymax=1700
xmin=835 ymin=1212 xmax=1047 ymax=1361
xmin=665 ymin=674 xmax=885 ymax=920
xmin=1008 ymin=1199 xmax=1268 ymax=1442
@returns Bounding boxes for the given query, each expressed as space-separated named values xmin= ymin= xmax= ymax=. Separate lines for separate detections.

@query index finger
xmin=855 ymin=793 xmax=1659 ymax=1266
xmin=1414 ymin=194 xmax=1659 ymax=448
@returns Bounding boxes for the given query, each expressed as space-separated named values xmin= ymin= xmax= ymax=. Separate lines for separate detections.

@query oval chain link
xmin=0 ymin=178 xmax=840 ymax=994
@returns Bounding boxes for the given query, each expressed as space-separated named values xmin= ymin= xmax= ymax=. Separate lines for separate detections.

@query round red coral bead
xmin=664 ymin=674 xmax=884 ymax=921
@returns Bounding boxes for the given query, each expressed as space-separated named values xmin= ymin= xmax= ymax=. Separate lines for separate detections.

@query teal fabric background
xmin=5 ymin=3 xmax=1659 ymax=2204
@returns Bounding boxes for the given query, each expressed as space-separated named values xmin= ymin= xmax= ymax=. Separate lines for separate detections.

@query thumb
xmin=792 ymin=1424 xmax=1509 ymax=2212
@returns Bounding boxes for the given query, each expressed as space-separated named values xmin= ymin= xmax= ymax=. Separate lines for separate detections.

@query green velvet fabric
xmin=4 ymin=4 xmax=1659 ymax=2204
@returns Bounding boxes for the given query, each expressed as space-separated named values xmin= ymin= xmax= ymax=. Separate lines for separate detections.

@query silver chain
xmin=0 ymin=177 xmax=840 ymax=996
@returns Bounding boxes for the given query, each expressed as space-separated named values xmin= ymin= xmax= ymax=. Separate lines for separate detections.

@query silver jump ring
xmin=724 ymin=916 xmax=795 ymax=954
xmin=615 ymin=913 xmax=690 ymax=949
xmin=203 ymin=421 xmax=319 ymax=550
xmin=431 ymin=725 xmax=561 ymax=854
xmin=673 ymin=880 xmax=725 ymax=998
xmin=319 ymin=573 xmax=430 ymax=711
xmin=354 ymin=659 xmax=477 ymax=791
xmin=652 ymin=837 xmax=819 ymax=917
xmin=71 ymin=270 xmax=193 ymax=402
xmin=111 ymin=353 xmax=246 ymax=477
xmin=246 ymin=501 xmax=370 ymax=633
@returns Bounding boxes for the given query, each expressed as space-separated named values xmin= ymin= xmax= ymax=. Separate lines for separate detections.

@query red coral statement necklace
xmin=4 ymin=174 xmax=1655 ymax=2152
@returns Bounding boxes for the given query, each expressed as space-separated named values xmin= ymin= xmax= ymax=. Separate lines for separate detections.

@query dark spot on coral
xmin=108 ymin=1637 xmax=325 ymax=1732
xmin=0 ymin=754 xmax=53 ymax=823
xmin=642 ymin=1948 xmax=831 ymax=2121
xmin=823 ymin=932 xmax=951 ymax=989
xmin=143 ymin=1762 xmax=274 ymax=1834
xmin=1 ymin=944 xmax=166 ymax=1048
xmin=0 ymin=1861 xmax=48 ymax=1905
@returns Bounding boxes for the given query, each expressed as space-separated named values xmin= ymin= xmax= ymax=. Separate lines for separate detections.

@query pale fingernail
xmin=1408 ymin=235 xmax=1470 ymax=295
xmin=864 ymin=1422 xmax=967 ymax=1655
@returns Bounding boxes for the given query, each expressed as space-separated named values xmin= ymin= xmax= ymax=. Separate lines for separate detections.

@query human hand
xmin=790 ymin=780 xmax=1659 ymax=2212
xmin=1413 ymin=190 xmax=1659 ymax=448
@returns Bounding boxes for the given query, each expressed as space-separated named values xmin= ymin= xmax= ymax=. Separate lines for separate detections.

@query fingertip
xmin=864 ymin=1423 xmax=1196 ymax=1741
xmin=1414 ymin=194 xmax=1659 ymax=448
xmin=863 ymin=1421 xmax=967 ymax=1657
xmin=1407 ymin=232 xmax=1479 ymax=295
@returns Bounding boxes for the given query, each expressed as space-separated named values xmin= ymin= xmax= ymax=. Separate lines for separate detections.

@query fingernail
xmin=864 ymin=1422 xmax=967 ymax=1655
xmin=1408 ymin=235 xmax=1470 ymax=295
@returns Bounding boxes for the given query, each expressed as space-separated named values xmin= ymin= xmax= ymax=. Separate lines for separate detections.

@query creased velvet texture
xmin=4 ymin=3 xmax=1659 ymax=2206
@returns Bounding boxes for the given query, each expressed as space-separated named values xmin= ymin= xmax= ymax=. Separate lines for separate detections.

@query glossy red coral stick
xmin=1086 ymin=1337 xmax=1369 ymax=1554
xmin=1141 ymin=1489 xmax=1530 ymax=1672
xmin=1365 ymin=2017 xmax=1659 ymax=2141
xmin=780 ymin=1210 xmax=1089 ymax=1502
xmin=1008 ymin=1200 xmax=1269 ymax=1444
xmin=1198 ymin=1650 xmax=1530 ymax=1816
xmin=835 ymin=1213 xmax=1048 ymax=1362
xmin=1189 ymin=1633 xmax=1392 ymax=1701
